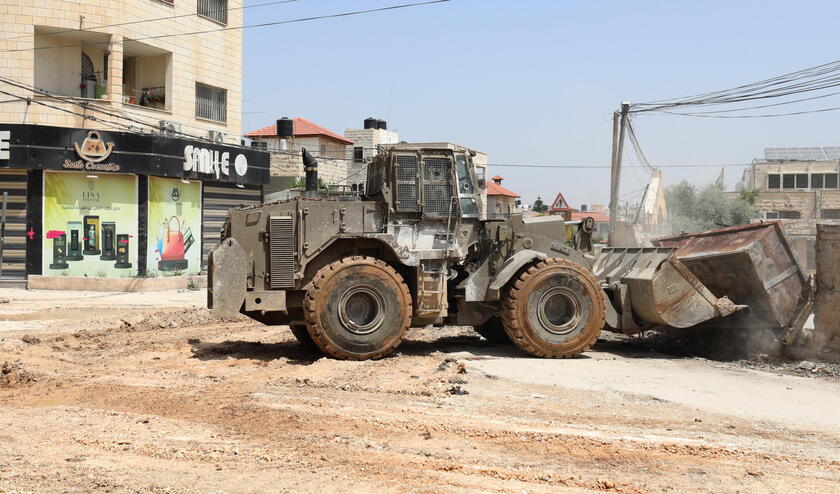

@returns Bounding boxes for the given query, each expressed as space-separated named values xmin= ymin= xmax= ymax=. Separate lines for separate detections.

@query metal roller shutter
xmin=201 ymin=182 xmax=262 ymax=268
xmin=0 ymin=169 xmax=27 ymax=281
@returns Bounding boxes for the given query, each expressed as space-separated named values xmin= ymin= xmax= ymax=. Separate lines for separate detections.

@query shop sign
xmin=0 ymin=130 xmax=9 ymax=160
xmin=64 ymin=130 xmax=121 ymax=172
xmin=183 ymin=145 xmax=249 ymax=179
xmin=74 ymin=131 xmax=114 ymax=163
xmin=62 ymin=160 xmax=122 ymax=172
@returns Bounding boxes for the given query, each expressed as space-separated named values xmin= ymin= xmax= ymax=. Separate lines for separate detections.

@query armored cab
xmin=209 ymin=143 xmax=606 ymax=360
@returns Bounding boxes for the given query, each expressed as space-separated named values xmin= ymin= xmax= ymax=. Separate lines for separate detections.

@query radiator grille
xmin=269 ymin=216 xmax=295 ymax=289
xmin=395 ymin=155 xmax=419 ymax=212
xmin=423 ymin=157 xmax=452 ymax=217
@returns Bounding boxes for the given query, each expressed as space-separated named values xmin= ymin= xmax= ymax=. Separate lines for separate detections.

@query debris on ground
xmin=0 ymin=361 xmax=37 ymax=387
xmin=0 ymin=289 xmax=837 ymax=493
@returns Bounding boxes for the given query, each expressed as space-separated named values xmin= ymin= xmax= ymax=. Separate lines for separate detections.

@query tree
xmin=289 ymin=176 xmax=328 ymax=190
xmin=532 ymin=196 xmax=548 ymax=213
xmin=666 ymin=180 xmax=757 ymax=233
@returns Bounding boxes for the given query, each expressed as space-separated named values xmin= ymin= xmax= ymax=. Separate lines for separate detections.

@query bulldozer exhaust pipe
xmin=302 ymin=148 xmax=319 ymax=198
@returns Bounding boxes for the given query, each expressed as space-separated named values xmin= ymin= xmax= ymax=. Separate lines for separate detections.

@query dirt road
xmin=0 ymin=288 xmax=838 ymax=493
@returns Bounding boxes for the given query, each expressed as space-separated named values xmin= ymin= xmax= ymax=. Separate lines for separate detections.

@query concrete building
xmin=741 ymin=148 xmax=840 ymax=270
xmin=344 ymin=118 xmax=399 ymax=192
xmin=246 ymin=118 xmax=352 ymax=193
xmin=0 ymin=1 xmax=268 ymax=284
xmin=1 ymin=0 xmax=244 ymax=143
xmin=486 ymin=175 xmax=521 ymax=219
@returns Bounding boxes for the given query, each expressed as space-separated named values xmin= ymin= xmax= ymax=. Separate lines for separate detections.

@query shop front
xmin=0 ymin=124 xmax=269 ymax=283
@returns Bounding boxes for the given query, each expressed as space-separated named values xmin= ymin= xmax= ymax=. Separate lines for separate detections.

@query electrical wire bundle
xmin=630 ymin=57 xmax=840 ymax=118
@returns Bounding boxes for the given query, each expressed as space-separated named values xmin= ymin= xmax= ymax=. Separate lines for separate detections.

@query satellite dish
xmin=735 ymin=181 xmax=746 ymax=192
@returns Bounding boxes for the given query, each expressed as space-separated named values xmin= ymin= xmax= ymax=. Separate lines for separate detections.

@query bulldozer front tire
xmin=474 ymin=317 xmax=513 ymax=345
xmin=304 ymin=256 xmax=412 ymax=360
xmin=501 ymin=258 xmax=604 ymax=358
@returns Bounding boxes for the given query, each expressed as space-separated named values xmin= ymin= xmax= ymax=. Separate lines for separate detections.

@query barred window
xmin=197 ymin=0 xmax=227 ymax=24
xmin=195 ymin=83 xmax=227 ymax=122
xmin=353 ymin=147 xmax=364 ymax=163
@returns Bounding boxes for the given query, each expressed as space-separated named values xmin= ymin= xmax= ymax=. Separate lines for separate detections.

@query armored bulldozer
xmin=209 ymin=143 xmax=606 ymax=360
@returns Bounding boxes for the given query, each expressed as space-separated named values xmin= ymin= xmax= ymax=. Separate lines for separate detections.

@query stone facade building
xmin=0 ymin=1 xmax=269 ymax=284
xmin=246 ymin=118 xmax=352 ymax=194
xmin=486 ymin=175 xmax=520 ymax=219
xmin=344 ymin=119 xmax=399 ymax=192
xmin=1 ymin=0 xmax=244 ymax=143
xmin=741 ymin=152 xmax=840 ymax=270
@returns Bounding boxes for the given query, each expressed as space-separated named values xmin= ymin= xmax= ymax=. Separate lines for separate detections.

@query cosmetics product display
xmin=100 ymin=221 xmax=117 ymax=261
xmin=114 ymin=234 xmax=132 ymax=269
xmin=66 ymin=221 xmax=84 ymax=261
xmin=49 ymin=234 xmax=69 ymax=270
xmin=83 ymin=215 xmax=101 ymax=255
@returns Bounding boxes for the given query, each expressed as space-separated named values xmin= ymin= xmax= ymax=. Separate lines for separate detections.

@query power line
xmin=485 ymin=163 xmax=752 ymax=169
xmin=2 ymin=0 xmax=451 ymax=53
xmin=0 ymin=0 xmax=302 ymax=43
xmin=0 ymin=89 xmax=145 ymax=133
xmin=648 ymin=105 xmax=840 ymax=119
xmin=630 ymin=57 xmax=840 ymax=117
xmin=0 ymin=75 xmax=210 ymax=141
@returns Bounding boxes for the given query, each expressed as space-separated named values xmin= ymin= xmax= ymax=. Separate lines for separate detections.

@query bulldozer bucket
xmin=594 ymin=248 xmax=741 ymax=332
xmin=654 ymin=221 xmax=810 ymax=330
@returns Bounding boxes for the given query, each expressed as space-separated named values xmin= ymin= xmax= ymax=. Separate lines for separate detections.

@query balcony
xmin=122 ymin=40 xmax=172 ymax=112
xmin=33 ymin=27 xmax=111 ymax=100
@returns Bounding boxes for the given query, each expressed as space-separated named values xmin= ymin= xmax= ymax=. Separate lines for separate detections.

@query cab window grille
xmin=395 ymin=155 xmax=419 ymax=212
xmin=423 ymin=157 xmax=452 ymax=216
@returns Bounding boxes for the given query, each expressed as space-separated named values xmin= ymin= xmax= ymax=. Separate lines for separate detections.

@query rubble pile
xmin=0 ymin=360 xmax=37 ymax=388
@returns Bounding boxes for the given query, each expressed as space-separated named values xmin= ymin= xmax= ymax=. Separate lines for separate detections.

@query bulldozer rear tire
xmin=289 ymin=324 xmax=319 ymax=350
xmin=304 ymin=256 xmax=412 ymax=360
xmin=474 ymin=317 xmax=513 ymax=345
xmin=501 ymin=258 xmax=604 ymax=358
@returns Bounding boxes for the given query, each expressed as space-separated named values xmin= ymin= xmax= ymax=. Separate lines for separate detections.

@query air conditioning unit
xmin=208 ymin=130 xmax=226 ymax=143
xmin=158 ymin=120 xmax=181 ymax=136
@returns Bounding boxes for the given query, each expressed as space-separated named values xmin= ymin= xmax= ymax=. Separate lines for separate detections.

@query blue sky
xmin=242 ymin=0 xmax=840 ymax=208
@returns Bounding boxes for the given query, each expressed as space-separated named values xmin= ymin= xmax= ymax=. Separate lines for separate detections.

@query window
xmin=198 ymin=0 xmax=228 ymax=24
xmin=768 ymin=174 xmax=781 ymax=189
xmin=353 ymin=147 xmax=364 ymax=163
xmin=767 ymin=210 xmax=801 ymax=220
xmin=811 ymin=173 xmax=839 ymax=189
xmin=822 ymin=209 xmax=840 ymax=219
xmin=795 ymin=173 xmax=809 ymax=188
xmin=782 ymin=174 xmax=795 ymax=188
xmin=195 ymin=83 xmax=227 ymax=122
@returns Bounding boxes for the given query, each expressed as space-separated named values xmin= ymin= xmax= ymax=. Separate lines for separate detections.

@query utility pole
xmin=608 ymin=102 xmax=630 ymax=246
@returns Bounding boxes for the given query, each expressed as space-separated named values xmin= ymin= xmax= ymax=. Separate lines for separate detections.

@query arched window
xmin=81 ymin=53 xmax=95 ymax=79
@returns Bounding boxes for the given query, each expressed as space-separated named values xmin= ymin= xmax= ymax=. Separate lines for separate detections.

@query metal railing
xmin=195 ymin=83 xmax=227 ymax=122
xmin=197 ymin=0 xmax=228 ymax=24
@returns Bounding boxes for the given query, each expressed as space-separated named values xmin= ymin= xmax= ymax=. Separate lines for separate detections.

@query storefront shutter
xmin=201 ymin=182 xmax=262 ymax=269
xmin=0 ymin=169 xmax=27 ymax=281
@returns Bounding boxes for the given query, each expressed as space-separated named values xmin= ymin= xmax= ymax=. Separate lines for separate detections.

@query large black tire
xmin=501 ymin=258 xmax=605 ymax=358
xmin=289 ymin=324 xmax=319 ymax=350
xmin=474 ymin=317 xmax=513 ymax=345
xmin=304 ymin=256 xmax=412 ymax=360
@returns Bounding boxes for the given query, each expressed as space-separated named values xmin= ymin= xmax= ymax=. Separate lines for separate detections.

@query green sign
xmin=42 ymin=171 xmax=138 ymax=277
xmin=147 ymin=177 xmax=202 ymax=276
